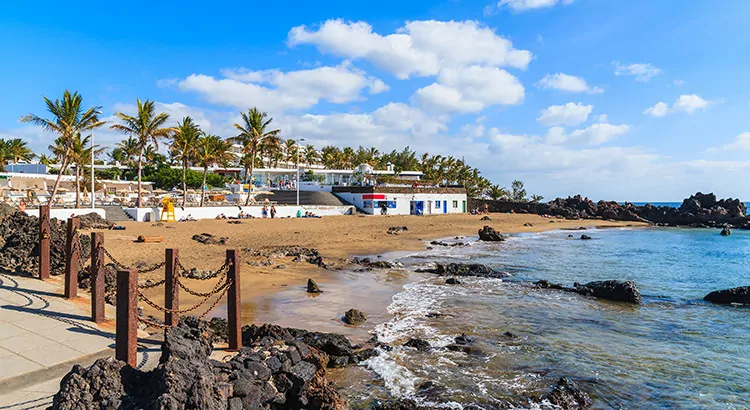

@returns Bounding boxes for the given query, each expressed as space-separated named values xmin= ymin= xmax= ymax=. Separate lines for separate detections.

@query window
xmin=435 ymin=201 xmax=440 ymax=207
xmin=453 ymin=200 xmax=458 ymax=208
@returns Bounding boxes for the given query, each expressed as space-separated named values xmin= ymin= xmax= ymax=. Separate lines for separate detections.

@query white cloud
xmin=545 ymin=123 xmax=630 ymax=146
xmin=644 ymin=94 xmax=714 ymax=117
xmin=643 ymin=102 xmax=669 ymax=117
xmin=176 ymin=62 xmax=387 ymax=113
xmin=494 ymin=0 xmax=574 ymax=12
xmin=715 ymin=132 xmax=750 ymax=152
xmin=288 ymin=19 xmax=532 ymax=79
xmin=413 ymin=65 xmax=524 ymax=113
xmin=537 ymin=102 xmax=593 ymax=126
xmin=596 ymin=114 xmax=609 ymax=123
xmin=460 ymin=116 xmax=487 ymax=139
xmin=537 ymin=73 xmax=603 ymax=94
xmin=613 ymin=61 xmax=661 ymax=83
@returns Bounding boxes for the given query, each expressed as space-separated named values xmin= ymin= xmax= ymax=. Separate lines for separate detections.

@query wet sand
xmin=93 ymin=213 xmax=644 ymax=329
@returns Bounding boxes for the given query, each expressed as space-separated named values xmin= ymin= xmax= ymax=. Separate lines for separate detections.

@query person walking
xmin=270 ymin=205 xmax=277 ymax=219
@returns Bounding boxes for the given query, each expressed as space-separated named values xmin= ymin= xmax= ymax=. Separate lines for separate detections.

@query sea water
xmin=362 ymin=227 xmax=750 ymax=409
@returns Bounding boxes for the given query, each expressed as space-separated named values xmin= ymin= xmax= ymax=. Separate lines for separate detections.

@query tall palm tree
xmin=20 ymin=90 xmax=104 ymax=204
xmin=110 ymin=99 xmax=172 ymax=206
xmin=261 ymin=134 xmax=281 ymax=169
xmin=68 ymin=133 xmax=104 ymax=208
xmin=115 ymin=137 xmax=140 ymax=167
xmin=170 ymin=116 xmax=201 ymax=206
xmin=38 ymin=154 xmax=56 ymax=167
xmin=283 ymin=139 xmax=298 ymax=167
xmin=304 ymin=144 xmax=318 ymax=166
xmin=229 ymin=108 xmax=280 ymax=205
xmin=194 ymin=134 xmax=232 ymax=206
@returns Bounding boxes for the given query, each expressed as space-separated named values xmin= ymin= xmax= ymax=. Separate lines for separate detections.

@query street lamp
xmin=91 ymin=131 xmax=95 ymax=209
xmin=296 ymin=138 xmax=305 ymax=207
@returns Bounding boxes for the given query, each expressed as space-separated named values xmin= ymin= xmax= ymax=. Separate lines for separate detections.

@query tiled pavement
xmin=0 ymin=273 xmax=162 ymax=409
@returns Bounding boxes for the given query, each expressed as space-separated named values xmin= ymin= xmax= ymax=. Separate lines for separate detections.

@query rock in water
xmin=343 ymin=309 xmax=367 ymax=325
xmin=403 ymin=338 xmax=431 ymax=352
xmin=542 ymin=377 xmax=593 ymax=409
xmin=720 ymin=227 xmax=732 ymax=236
xmin=704 ymin=286 xmax=750 ymax=304
xmin=445 ymin=278 xmax=461 ymax=285
xmin=307 ymin=278 xmax=322 ymax=293
xmin=580 ymin=234 xmax=592 ymax=240
xmin=478 ymin=225 xmax=505 ymax=241
xmin=423 ymin=263 xmax=510 ymax=279
xmin=576 ymin=280 xmax=642 ymax=304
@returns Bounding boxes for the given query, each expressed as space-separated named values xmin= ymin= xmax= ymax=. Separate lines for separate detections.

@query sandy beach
xmin=92 ymin=213 xmax=644 ymax=330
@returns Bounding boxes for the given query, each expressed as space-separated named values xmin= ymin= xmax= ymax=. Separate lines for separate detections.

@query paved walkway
xmin=0 ymin=273 xmax=161 ymax=409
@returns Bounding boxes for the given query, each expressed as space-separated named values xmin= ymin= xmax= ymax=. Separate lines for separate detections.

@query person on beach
xmin=296 ymin=209 xmax=302 ymax=218
xmin=262 ymin=205 xmax=269 ymax=218
xmin=270 ymin=205 xmax=276 ymax=219
xmin=17 ymin=200 xmax=26 ymax=214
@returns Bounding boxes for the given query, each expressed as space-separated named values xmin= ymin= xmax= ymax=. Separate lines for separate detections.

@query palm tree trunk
xmin=74 ymin=166 xmax=81 ymax=208
xmin=181 ymin=159 xmax=188 ymax=207
xmin=136 ymin=147 xmax=144 ymax=207
xmin=200 ymin=167 xmax=208 ymax=207
xmin=244 ymin=147 xmax=256 ymax=206
xmin=48 ymin=153 xmax=70 ymax=205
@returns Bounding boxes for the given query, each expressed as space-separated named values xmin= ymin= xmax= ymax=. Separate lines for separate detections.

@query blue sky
xmin=1 ymin=0 xmax=749 ymax=201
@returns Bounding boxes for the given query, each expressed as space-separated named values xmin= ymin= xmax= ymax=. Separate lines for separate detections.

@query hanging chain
xmin=138 ymin=278 xmax=166 ymax=289
xmin=136 ymin=261 xmax=166 ymax=274
xmin=176 ymin=274 xmax=227 ymax=298
xmin=175 ymin=258 xmax=231 ymax=280
xmin=101 ymin=247 xmax=130 ymax=270
xmin=137 ymin=277 xmax=231 ymax=315
xmin=138 ymin=316 xmax=172 ymax=329
xmin=198 ymin=279 xmax=233 ymax=319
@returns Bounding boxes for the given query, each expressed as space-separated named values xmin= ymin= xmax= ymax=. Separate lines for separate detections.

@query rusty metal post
xmin=116 ymin=267 xmax=138 ymax=367
xmin=164 ymin=249 xmax=179 ymax=327
xmin=226 ymin=249 xmax=241 ymax=351
xmin=91 ymin=232 xmax=105 ymax=323
xmin=64 ymin=217 xmax=80 ymax=298
xmin=38 ymin=205 xmax=50 ymax=280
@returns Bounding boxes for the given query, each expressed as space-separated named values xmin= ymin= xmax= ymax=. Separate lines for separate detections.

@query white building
xmin=332 ymin=186 xmax=468 ymax=215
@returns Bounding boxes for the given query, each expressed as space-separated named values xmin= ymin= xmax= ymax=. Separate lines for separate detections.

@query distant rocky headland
xmin=470 ymin=192 xmax=749 ymax=229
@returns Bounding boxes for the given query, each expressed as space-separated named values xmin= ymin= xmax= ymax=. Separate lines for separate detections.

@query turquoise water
xmin=365 ymin=227 xmax=750 ymax=409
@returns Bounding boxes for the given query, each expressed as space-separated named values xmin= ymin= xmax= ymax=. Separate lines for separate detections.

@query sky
xmin=1 ymin=0 xmax=749 ymax=201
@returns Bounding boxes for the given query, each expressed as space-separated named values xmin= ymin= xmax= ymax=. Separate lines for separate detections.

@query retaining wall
xmin=124 ymin=205 xmax=354 ymax=222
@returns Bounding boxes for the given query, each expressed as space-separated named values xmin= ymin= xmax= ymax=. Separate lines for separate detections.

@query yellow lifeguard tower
xmin=160 ymin=197 xmax=176 ymax=222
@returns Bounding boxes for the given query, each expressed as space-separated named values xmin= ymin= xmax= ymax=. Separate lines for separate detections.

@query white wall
xmin=336 ymin=192 xmax=467 ymax=215
xmin=49 ymin=208 xmax=106 ymax=220
xmin=125 ymin=205 xmax=354 ymax=222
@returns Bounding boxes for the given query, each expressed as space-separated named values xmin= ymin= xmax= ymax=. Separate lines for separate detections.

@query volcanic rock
xmin=77 ymin=212 xmax=112 ymax=230
xmin=541 ymin=377 xmax=593 ymax=409
xmin=191 ymin=232 xmax=228 ymax=245
xmin=445 ymin=278 xmax=461 ymax=285
xmin=575 ymin=280 xmax=642 ymax=304
xmin=387 ymin=226 xmax=408 ymax=235
xmin=343 ymin=309 xmax=367 ymax=325
xmin=403 ymin=338 xmax=431 ymax=352
xmin=421 ymin=263 xmax=510 ymax=279
xmin=704 ymin=286 xmax=750 ymax=305
xmin=307 ymin=278 xmax=322 ymax=293
xmin=478 ymin=225 xmax=505 ymax=241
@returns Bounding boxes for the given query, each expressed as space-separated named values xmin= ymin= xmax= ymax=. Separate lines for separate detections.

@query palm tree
xmin=284 ymin=139 xmax=298 ymax=166
xmin=20 ymin=90 xmax=104 ymax=204
xmin=38 ymin=154 xmax=56 ymax=167
xmin=261 ymin=134 xmax=281 ymax=169
xmin=68 ymin=133 xmax=104 ymax=208
xmin=194 ymin=134 xmax=232 ymax=206
xmin=170 ymin=116 xmax=201 ymax=206
xmin=110 ymin=99 xmax=172 ymax=206
xmin=487 ymin=185 xmax=510 ymax=200
xmin=229 ymin=108 xmax=280 ymax=205
xmin=531 ymin=194 xmax=544 ymax=203
xmin=5 ymin=138 xmax=35 ymax=164
xmin=115 ymin=137 xmax=140 ymax=167
xmin=304 ymin=145 xmax=318 ymax=166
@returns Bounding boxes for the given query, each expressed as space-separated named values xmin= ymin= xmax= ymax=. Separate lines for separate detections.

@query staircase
xmin=102 ymin=206 xmax=134 ymax=222
xmin=253 ymin=191 xmax=350 ymax=206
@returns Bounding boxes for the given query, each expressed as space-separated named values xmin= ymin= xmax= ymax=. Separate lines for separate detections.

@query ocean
xmin=357 ymin=227 xmax=750 ymax=408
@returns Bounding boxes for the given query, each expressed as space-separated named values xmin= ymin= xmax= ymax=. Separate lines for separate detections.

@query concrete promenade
xmin=0 ymin=273 xmax=160 ymax=409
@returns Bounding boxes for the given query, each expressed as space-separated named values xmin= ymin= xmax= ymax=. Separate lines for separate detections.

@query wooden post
xmin=226 ymin=249 xmax=241 ymax=351
xmin=38 ymin=205 xmax=50 ymax=280
xmin=91 ymin=232 xmax=105 ymax=323
xmin=164 ymin=249 xmax=179 ymax=327
xmin=64 ymin=217 xmax=80 ymax=299
xmin=116 ymin=268 xmax=138 ymax=367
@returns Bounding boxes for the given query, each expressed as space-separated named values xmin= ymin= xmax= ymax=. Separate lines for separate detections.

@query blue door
xmin=443 ymin=201 xmax=447 ymax=213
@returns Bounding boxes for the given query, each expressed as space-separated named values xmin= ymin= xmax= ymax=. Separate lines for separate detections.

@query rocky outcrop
xmin=307 ymin=278 xmax=322 ymax=293
xmin=478 ymin=225 xmax=505 ymax=241
xmin=350 ymin=257 xmax=400 ymax=270
xmin=343 ymin=309 xmax=367 ymax=325
xmin=403 ymin=338 xmax=431 ymax=352
xmin=387 ymin=226 xmax=408 ymax=235
xmin=470 ymin=192 xmax=750 ymax=228
xmin=704 ymin=286 xmax=750 ymax=305
xmin=244 ymin=246 xmax=331 ymax=269
xmin=52 ymin=318 xmax=350 ymax=410
xmin=192 ymin=232 xmax=228 ymax=245
xmin=78 ymin=212 xmax=112 ymax=230
xmin=575 ymin=280 xmax=642 ymax=304
xmin=0 ymin=211 xmax=81 ymax=276
xmin=419 ymin=263 xmax=511 ymax=279
xmin=541 ymin=377 xmax=592 ymax=409
xmin=721 ymin=227 xmax=731 ymax=236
